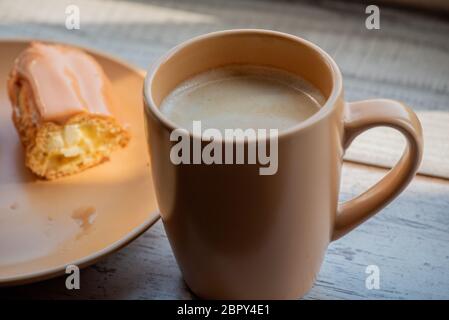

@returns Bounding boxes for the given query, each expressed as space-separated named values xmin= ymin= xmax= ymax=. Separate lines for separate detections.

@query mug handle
xmin=332 ymin=99 xmax=423 ymax=241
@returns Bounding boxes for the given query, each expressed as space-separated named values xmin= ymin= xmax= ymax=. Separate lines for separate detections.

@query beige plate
xmin=0 ymin=40 xmax=159 ymax=286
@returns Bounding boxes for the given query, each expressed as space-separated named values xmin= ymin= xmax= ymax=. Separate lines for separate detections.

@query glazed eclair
xmin=8 ymin=42 xmax=130 ymax=179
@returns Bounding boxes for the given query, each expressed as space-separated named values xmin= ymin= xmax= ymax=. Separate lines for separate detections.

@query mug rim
xmin=143 ymin=29 xmax=343 ymax=141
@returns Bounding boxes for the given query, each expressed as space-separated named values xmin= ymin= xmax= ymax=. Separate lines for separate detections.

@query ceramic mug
xmin=143 ymin=29 xmax=423 ymax=299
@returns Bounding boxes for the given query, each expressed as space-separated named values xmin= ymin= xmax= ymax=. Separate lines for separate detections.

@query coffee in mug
xmin=159 ymin=65 xmax=324 ymax=131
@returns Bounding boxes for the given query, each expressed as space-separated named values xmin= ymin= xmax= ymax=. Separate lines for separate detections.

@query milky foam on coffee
xmin=159 ymin=65 xmax=325 ymax=132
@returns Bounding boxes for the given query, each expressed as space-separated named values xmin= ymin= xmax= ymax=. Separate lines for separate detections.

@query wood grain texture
xmin=1 ymin=162 xmax=448 ymax=300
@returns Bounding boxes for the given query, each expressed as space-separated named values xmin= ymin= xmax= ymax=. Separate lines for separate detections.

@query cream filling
xmin=47 ymin=124 xmax=107 ymax=160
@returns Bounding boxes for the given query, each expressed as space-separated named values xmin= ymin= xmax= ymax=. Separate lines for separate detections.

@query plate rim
xmin=0 ymin=38 xmax=160 ymax=287
xmin=0 ymin=216 xmax=159 ymax=286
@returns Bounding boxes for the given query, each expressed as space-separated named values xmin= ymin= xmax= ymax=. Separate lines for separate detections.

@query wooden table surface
xmin=0 ymin=0 xmax=448 ymax=300
xmin=1 ymin=162 xmax=448 ymax=300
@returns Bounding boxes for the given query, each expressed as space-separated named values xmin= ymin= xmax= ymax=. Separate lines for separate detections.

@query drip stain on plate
xmin=72 ymin=206 xmax=97 ymax=238
xmin=9 ymin=202 xmax=19 ymax=210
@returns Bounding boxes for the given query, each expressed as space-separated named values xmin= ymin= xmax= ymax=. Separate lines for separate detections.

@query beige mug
xmin=143 ymin=29 xmax=423 ymax=299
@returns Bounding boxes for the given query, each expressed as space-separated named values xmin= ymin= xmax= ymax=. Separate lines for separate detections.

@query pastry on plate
xmin=8 ymin=42 xmax=130 ymax=179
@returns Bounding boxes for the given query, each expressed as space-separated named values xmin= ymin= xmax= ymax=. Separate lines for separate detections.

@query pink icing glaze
xmin=10 ymin=42 xmax=114 ymax=124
